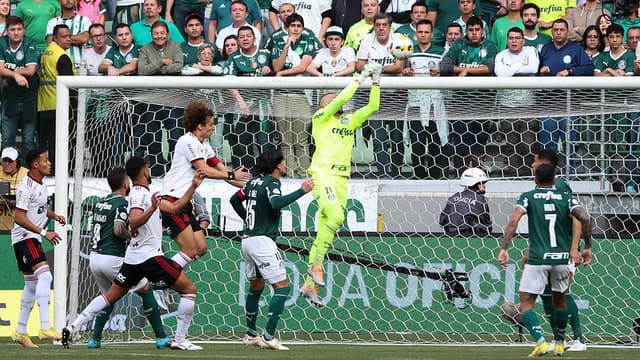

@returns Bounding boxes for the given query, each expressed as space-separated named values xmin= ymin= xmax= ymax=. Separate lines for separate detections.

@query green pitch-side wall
xmin=1 ymin=234 xmax=636 ymax=340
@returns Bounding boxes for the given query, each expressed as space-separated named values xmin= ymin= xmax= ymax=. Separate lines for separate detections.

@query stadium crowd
xmin=1 ymin=0 xmax=639 ymax=183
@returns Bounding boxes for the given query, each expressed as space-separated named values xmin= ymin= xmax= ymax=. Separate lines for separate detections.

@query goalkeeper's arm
xmin=351 ymin=84 xmax=380 ymax=128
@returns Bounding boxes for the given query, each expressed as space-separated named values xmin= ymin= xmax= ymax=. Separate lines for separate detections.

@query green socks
xmin=522 ymin=309 xmax=545 ymax=343
xmin=566 ymin=294 xmax=583 ymax=342
xmin=91 ymin=303 xmax=114 ymax=342
xmin=245 ymin=287 xmax=264 ymax=337
xmin=264 ymin=286 xmax=290 ymax=341
xmin=140 ymin=287 xmax=166 ymax=338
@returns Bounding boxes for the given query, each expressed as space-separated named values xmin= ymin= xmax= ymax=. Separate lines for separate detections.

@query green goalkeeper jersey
xmin=517 ymin=187 xmax=580 ymax=265
xmin=308 ymin=82 xmax=380 ymax=177
xmin=90 ymin=193 xmax=129 ymax=257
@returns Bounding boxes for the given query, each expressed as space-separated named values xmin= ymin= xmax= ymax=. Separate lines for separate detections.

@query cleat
xmin=87 ymin=338 xmax=101 ymax=349
xmin=156 ymin=336 xmax=173 ymax=349
xmin=307 ymin=266 xmax=325 ymax=287
xmin=261 ymin=336 xmax=289 ymax=351
xmin=11 ymin=331 xmax=39 ymax=348
xmin=565 ymin=339 xmax=587 ymax=352
xmin=299 ymin=285 xmax=324 ymax=307
xmin=61 ymin=326 xmax=73 ymax=348
xmin=242 ymin=334 xmax=265 ymax=347
xmin=39 ymin=327 xmax=62 ymax=341
xmin=170 ymin=339 xmax=203 ymax=350
xmin=528 ymin=341 xmax=549 ymax=357
xmin=553 ymin=343 xmax=565 ymax=356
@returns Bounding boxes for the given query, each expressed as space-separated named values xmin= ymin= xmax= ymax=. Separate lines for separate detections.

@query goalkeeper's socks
xmin=265 ymin=286 xmax=290 ymax=339
xmin=92 ymin=303 xmax=114 ymax=342
xmin=245 ymin=287 xmax=264 ymax=334
xmin=140 ymin=286 xmax=166 ymax=338
xmin=566 ymin=294 xmax=584 ymax=342
xmin=522 ymin=309 xmax=545 ymax=343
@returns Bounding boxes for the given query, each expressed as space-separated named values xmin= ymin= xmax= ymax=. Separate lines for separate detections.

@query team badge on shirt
xmin=618 ymin=60 xmax=626 ymax=70
xmin=257 ymin=54 xmax=267 ymax=64
xmin=16 ymin=50 xmax=24 ymax=61
xmin=563 ymin=55 xmax=572 ymax=64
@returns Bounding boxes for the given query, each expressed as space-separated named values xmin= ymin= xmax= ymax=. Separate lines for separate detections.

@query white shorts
xmin=241 ymin=235 xmax=287 ymax=284
xmin=519 ymin=264 xmax=572 ymax=295
xmin=89 ymin=252 xmax=147 ymax=293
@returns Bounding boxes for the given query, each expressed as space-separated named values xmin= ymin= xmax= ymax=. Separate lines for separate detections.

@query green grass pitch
xmin=1 ymin=341 xmax=638 ymax=360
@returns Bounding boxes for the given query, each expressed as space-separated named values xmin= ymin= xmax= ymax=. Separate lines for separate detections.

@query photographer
xmin=0 ymin=147 xmax=28 ymax=230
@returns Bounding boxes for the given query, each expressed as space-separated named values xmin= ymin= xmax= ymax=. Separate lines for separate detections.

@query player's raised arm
xmin=159 ymin=169 xmax=205 ymax=214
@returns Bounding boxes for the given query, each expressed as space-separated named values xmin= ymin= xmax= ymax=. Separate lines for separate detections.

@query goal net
xmin=55 ymin=76 xmax=640 ymax=345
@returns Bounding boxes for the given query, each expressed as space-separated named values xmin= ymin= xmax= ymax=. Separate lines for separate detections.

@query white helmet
xmin=460 ymin=167 xmax=489 ymax=187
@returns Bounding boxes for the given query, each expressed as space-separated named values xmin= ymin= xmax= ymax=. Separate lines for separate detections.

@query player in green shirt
xmin=297 ymin=62 xmax=382 ymax=306
xmin=499 ymin=163 xmax=592 ymax=357
xmin=86 ymin=167 xmax=171 ymax=349
xmin=230 ymin=149 xmax=313 ymax=350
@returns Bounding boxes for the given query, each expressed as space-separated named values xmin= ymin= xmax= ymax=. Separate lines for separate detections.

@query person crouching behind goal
xmin=230 ymin=148 xmax=313 ymax=350
xmin=160 ymin=100 xmax=251 ymax=269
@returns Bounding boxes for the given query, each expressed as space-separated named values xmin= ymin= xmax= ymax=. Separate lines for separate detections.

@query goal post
xmin=54 ymin=75 xmax=640 ymax=343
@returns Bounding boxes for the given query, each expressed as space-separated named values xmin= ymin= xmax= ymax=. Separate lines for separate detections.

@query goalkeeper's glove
xmin=365 ymin=62 xmax=383 ymax=85
xmin=356 ymin=68 xmax=372 ymax=83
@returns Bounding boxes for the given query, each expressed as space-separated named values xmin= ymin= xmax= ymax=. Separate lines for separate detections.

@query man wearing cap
xmin=439 ymin=167 xmax=492 ymax=237
xmin=306 ymin=25 xmax=355 ymax=77
xmin=182 ymin=13 xmax=220 ymax=66
xmin=0 ymin=147 xmax=28 ymax=230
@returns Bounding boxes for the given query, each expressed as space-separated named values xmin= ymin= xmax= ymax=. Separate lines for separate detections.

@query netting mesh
xmin=63 ymin=80 xmax=640 ymax=345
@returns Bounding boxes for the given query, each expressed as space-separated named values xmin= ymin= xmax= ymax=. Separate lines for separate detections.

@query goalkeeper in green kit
xmin=299 ymin=62 xmax=382 ymax=306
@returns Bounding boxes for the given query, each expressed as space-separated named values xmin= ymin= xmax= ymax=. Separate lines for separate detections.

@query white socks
xmin=16 ymin=274 xmax=37 ymax=333
xmin=35 ymin=266 xmax=53 ymax=330
xmin=174 ymin=294 xmax=196 ymax=343
xmin=71 ymin=294 xmax=109 ymax=332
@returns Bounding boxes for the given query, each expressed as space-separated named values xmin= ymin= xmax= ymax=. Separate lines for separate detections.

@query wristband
xmin=40 ymin=229 xmax=47 ymax=237
xmin=227 ymin=170 xmax=235 ymax=180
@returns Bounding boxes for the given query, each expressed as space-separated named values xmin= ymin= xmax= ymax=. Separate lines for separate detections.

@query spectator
xmin=615 ymin=1 xmax=640 ymax=42
xmin=582 ymin=25 xmax=603 ymax=59
xmin=215 ymin=0 xmax=262 ymax=51
xmin=626 ymin=26 xmax=640 ymax=74
xmin=344 ymin=0 xmax=379 ymax=49
xmin=597 ymin=13 xmax=612 ymax=49
xmin=182 ymin=43 xmax=224 ymax=74
xmin=539 ymin=19 xmax=593 ymax=170
xmin=380 ymin=0 xmax=414 ymax=29
xmin=426 ymin=0 xmax=464 ymax=47
xmin=131 ymin=0 xmax=184 ymax=46
xmin=182 ymin=13 xmax=220 ymax=66
xmin=439 ymin=167 xmax=492 ymax=237
xmin=164 ymin=0 xmax=207 ymax=39
xmin=271 ymin=13 xmax=317 ymax=177
xmin=264 ymin=2 xmax=322 ymax=54
xmin=440 ymin=16 xmax=497 ymax=173
xmin=0 ymin=16 xmax=38 ymax=158
xmin=37 ymin=24 xmax=75 ymax=169
xmin=99 ymin=23 xmax=139 ymax=75
xmin=15 ymin=0 xmax=60 ymax=53
xmin=330 ymin=0 xmax=364 ymax=34
xmin=566 ymin=0 xmax=610 ymax=43
xmin=477 ymin=0 xmax=506 ymax=27
xmin=46 ymin=0 xmax=91 ymax=67
xmin=224 ymin=26 xmax=272 ymax=171
xmin=269 ymin=0 xmax=331 ymax=41
xmin=136 ymin=21 xmax=184 ymax=175
xmin=220 ymin=33 xmax=238 ymax=66
xmin=0 ymin=0 xmax=9 ymax=36
xmin=110 ymin=0 xmax=144 ymax=31
xmin=528 ymin=0 xmax=574 ymax=36
xmin=494 ymin=26 xmax=539 ymax=176
xmin=443 ymin=22 xmax=463 ymax=55
xmin=307 ymin=25 xmax=355 ymax=77
xmin=490 ymin=0 xmax=524 ymax=52
xmin=453 ymin=0 xmax=489 ymax=40
xmin=396 ymin=1 xmax=429 ymax=45
xmin=0 ymin=147 xmax=28 ymax=231
xmin=258 ymin=0 xmax=273 ymax=39
xmin=208 ymin=0 xmax=261 ymax=45
xmin=83 ymin=23 xmax=110 ymax=75
xmin=77 ymin=0 xmax=106 ymax=25
xmin=401 ymin=19 xmax=448 ymax=179
xmin=521 ymin=3 xmax=551 ymax=53
xmin=356 ymin=12 xmax=405 ymax=178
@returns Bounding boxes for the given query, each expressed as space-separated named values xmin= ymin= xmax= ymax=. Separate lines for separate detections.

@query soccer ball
xmin=389 ymin=34 xmax=414 ymax=60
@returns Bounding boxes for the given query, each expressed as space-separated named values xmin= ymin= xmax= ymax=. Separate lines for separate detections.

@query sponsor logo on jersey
xmin=539 ymin=5 xmax=562 ymax=14
xmin=543 ymin=252 xmax=569 ymax=260
xmin=534 ymin=191 xmax=562 ymax=200
xmin=332 ymin=127 xmax=354 ymax=137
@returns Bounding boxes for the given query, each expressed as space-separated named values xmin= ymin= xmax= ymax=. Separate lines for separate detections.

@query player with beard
xmin=439 ymin=167 xmax=492 ymax=237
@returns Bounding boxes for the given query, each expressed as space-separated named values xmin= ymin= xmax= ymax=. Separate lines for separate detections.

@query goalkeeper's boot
xmin=308 ymin=266 xmax=326 ymax=287
xmin=261 ymin=336 xmax=289 ymax=351
xmin=242 ymin=334 xmax=265 ymax=347
xmin=552 ymin=342 xmax=565 ymax=356
xmin=39 ymin=327 xmax=62 ymax=341
xmin=156 ymin=336 xmax=173 ymax=349
xmin=11 ymin=331 xmax=39 ymax=348
xmin=565 ymin=339 xmax=587 ymax=351
xmin=528 ymin=341 xmax=549 ymax=357
xmin=299 ymin=284 xmax=324 ymax=307
xmin=87 ymin=339 xmax=101 ymax=349
xmin=61 ymin=325 xmax=73 ymax=348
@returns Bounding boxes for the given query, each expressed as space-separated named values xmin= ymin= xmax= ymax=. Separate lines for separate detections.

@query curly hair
xmin=183 ymin=100 xmax=214 ymax=131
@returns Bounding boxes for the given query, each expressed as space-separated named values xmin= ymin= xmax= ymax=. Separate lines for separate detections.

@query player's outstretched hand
xmin=300 ymin=179 xmax=313 ymax=193
xmin=54 ymin=214 xmax=66 ymax=225
xmin=234 ymin=166 xmax=252 ymax=182
xmin=498 ymin=248 xmax=509 ymax=269
xmin=45 ymin=231 xmax=61 ymax=245
xmin=581 ymin=247 xmax=593 ymax=265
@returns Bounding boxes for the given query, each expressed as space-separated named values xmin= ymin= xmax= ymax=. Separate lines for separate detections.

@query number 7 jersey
xmin=517 ymin=187 xmax=581 ymax=265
